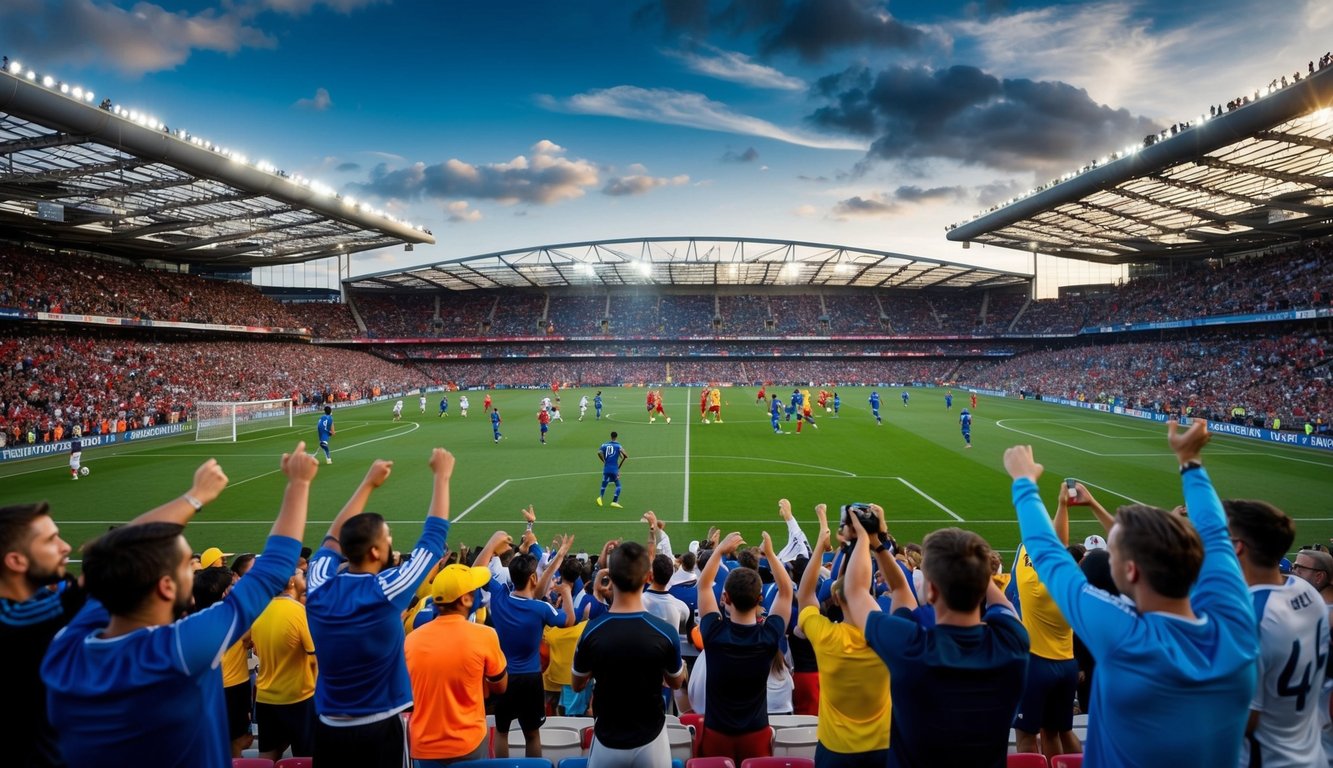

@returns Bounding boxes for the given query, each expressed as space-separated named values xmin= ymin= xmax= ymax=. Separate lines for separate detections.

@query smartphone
xmin=1065 ymin=478 xmax=1078 ymax=500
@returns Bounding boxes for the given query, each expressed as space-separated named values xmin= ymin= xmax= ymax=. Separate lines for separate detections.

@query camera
xmin=841 ymin=503 xmax=880 ymax=535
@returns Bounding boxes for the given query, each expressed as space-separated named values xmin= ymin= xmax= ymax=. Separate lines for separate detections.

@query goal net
xmin=195 ymin=398 xmax=294 ymax=442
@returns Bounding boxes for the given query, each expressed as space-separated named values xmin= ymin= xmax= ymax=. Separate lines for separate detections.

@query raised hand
xmin=1003 ymin=445 xmax=1043 ymax=483
xmin=429 ymin=447 xmax=455 ymax=478
xmin=522 ymin=505 xmax=536 ymax=524
xmin=778 ymin=498 xmax=792 ymax=520
xmin=1167 ymin=420 xmax=1210 ymax=463
xmin=717 ymin=532 xmax=744 ymax=555
xmin=191 ymin=458 xmax=230 ymax=504
xmin=363 ymin=459 xmax=393 ymax=488
xmin=280 ymin=444 xmax=317 ymax=485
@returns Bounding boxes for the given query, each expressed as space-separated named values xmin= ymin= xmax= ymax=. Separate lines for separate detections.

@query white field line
xmin=683 ymin=387 xmax=691 ymax=523
xmin=896 ymin=478 xmax=963 ymax=521
xmin=228 ymin=422 xmax=422 ymax=488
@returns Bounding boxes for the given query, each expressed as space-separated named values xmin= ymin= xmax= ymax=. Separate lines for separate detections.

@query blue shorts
xmin=1014 ymin=656 xmax=1078 ymax=733
xmin=603 ymin=470 xmax=619 ymax=482
xmin=540 ymin=424 xmax=548 ymax=433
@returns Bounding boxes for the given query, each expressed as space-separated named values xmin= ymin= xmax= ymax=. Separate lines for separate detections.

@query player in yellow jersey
xmin=708 ymin=387 xmax=722 ymax=423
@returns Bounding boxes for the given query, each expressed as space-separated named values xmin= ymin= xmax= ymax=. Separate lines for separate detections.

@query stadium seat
xmin=687 ymin=759 xmax=737 ymax=768
xmin=1071 ymin=713 xmax=1089 ymax=728
xmin=273 ymin=760 xmax=311 ymax=768
xmin=680 ymin=713 xmax=705 ymax=754
xmin=543 ymin=716 xmax=594 ymax=729
xmin=451 ymin=760 xmax=554 ymax=768
xmin=1007 ymin=754 xmax=1048 ymax=767
xmin=667 ymin=723 xmax=695 ymax=761
xmin=739 ymin=759 xmax=814 ymax=768
xmin=557 ymin=759 xmax=587 ymax=768
xmin=504 ymin=726 xmax=580 ymax=760
xmin=767 ymin=715 xmax=817 ymax=729
xmin=770 ymin=726 xmax=817 ymax=758
xmin=1050 ymin=755 xmax=1084 ymax=768
xmin=232 ymin=760 xmax=274 ymax=768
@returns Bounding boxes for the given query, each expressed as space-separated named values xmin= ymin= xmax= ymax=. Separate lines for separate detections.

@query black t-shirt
xmin=1 ymin=579 xmax=86 ymax=767
xmin=572 ymin=610 xmax=684 ymax=749
xmin=788 ymin=626 xmax=818 ymax=673
xmin=700 ymin=612 xmax=786 ymax=734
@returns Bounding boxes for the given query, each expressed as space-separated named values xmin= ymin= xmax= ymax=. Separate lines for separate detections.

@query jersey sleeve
xmin=1182 ymin=467 xmax=1256 ymax=636
xmin=175 ymin=535 xmax=301 ymax=675
xmin=1012 ymin=478 xmax=1139 ymax=659
xmin=374 ymin=517 xmax=449 ymax=610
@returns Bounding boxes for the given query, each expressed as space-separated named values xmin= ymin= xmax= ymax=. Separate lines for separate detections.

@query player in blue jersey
xmin=832 ymin=391 xmax=840 ymax=417
xmin=959 ymin=408 xmax=972 ymax=448
xmin=595 ymin=431 xmax=627 ymax=509
xmin=594 ymin=391 xmax=603 ymax=420
xmin=306 ymin=449 xmax=455 ymax=768
xmin=491 ymin=408 xmax=503 ymax=443
xmin=769 ymin=395 xmax=784 ymax=434
xmin=1004 ymin=421 xmax=1258 ymax=768
xmin=43 ymin=447 xmax=313 ymax=768
xmin=438 ymin=395 xmax=449 ymax=418
xmin=901 ymin=390 xmax=909 ymax=407
xmin=945 ymin=391 xmax=953 ymax=410
xmin=317 ymin=406 xmax=335 ymax=464
xmin=868 ymin=391 xmax=882 ymax=425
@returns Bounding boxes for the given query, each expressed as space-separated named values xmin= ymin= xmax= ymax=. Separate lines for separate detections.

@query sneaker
xmin=610 ymin=501 xmax=623 ymax=509
xmin=326 ymin=457 xmax=333 ymax=464
xmin=716 ymin=419 xmax=723 ymax=423
xmin=650 ymin=417 xmax=656 ymax=423
xmin=596 ymin=497 xmax=603 ymax=507
xmin=666 ymin=417 xmax=671 ymax=424
xmin=812 ymin=423 xmax=818 ymax=429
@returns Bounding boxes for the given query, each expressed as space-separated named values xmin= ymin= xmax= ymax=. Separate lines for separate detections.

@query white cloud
xmin=354 ymin=140 xmax=600 ymax=205
xmin=544 ymin=86 xmax=868 ymax=151
xmin=665 ymin=43 xmax=805 ymax=90
xmin=445 ymin=201 xmax=482 ymax=223
xmin=603 ymin=174 xmax=690 ymax=196
xmin=294 ymin=87 xmax=333 ymax=111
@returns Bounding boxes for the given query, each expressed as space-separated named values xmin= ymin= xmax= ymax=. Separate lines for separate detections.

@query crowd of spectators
xmin=379 ymin=340 xmax=1007 ymax=359
xmin=770 ymin=294 xmax=823 ymax=333
xmin=957 ymin=331 xmax=1330 ymax=429
xmin=718 ymin=294 xmax=770 ymax=333
xmin=490 ymin=294 xmax=547 ymax=336
xmin=281 ymin=301 xmax=360 ymax=339
xmin=546 ymin=295 xmax=606 ymax=335
xmin=824 ymin=293 xmax=884 ymax=333
xmin=659 ymin=295 xmax=716 ymax=335
xmin=0 ymin=333 xmax=426 ymax=447
xmin=356 ymin=294 xmax=440 ymax=338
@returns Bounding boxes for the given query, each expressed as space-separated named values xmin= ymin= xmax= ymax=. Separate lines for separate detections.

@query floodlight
xmin=8 ymin=61 xmax=19 ymax=73
xmin=71 ymin=87 xmax=82 ymax=98
xmin=59 ymin=83 xmax=69 ymax=94
xmin=42 ymin=75 xmax=54 ymax=87
xmin=636 ymin=261 xmax=653 ymax=276
xmin=26 ymin=70 xmax=36 ymax=80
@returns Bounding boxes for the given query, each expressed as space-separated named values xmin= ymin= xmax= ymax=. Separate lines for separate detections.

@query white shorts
xmin=69 ymin=452 xmax=81 ymax=470
xmin=588 ymin=725 xmax=669 ymax=768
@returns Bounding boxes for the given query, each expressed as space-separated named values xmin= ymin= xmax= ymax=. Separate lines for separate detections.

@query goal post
xmin=194 ymin=398 xmax=294 ymax=442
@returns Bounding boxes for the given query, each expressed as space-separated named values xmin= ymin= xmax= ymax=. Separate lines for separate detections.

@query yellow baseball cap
xmin=431 ymin=565 xmax=492 ymax=604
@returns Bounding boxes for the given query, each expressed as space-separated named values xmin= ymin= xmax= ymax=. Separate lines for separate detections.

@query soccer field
xmin=3 ymin=386 xmax=1330 ymax=564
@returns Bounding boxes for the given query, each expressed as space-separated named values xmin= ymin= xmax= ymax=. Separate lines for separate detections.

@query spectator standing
xmin=404 ymin=564 xmax=508 ymax=766
xmin=842 ymin=506 xmax=1029 ymax=768
xmin=794 ymin=507 xmax=891 ymax=767
xmin=1004 ymin=421 xmax=1259 ymax=767
xmin=572 ymin=540 xmax=687 ymax=767
xmin=306 ymin=450 xmax=454 ymax=768
xmin=250 ymin=564 xmax=318 ymax=760
xmin=1227 ymin=499 xmax=1329 ymax=768
xmin=42 ymin=447 xmax=313 ymax=768
xmin=696 ymin=530 xmax=793 ymax=762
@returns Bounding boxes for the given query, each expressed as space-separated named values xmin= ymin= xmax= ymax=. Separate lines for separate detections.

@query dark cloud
xmin=893 ymin=185 xmax=967 ymax=203
xmin=351 ymin=141 xmax=599 ymax=205
xmin=832 ymin=194 xmax=897 ymax=218
xmin=808 ymin=64 xmax=1160 ymax=172
xmin=335 ymin=162 xmax=362 ymax=173
xmin=722 ymin=147 xmax=760 ymax=163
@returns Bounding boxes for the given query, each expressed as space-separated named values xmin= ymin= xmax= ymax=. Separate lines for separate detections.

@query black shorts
xmin=223 ymin=681 xmax=253 ymax=741
xmin=1014 ymin=656 xmax=1078 ymax=733
xmin=494 ymin=672 xmax=546 ymax=734
xmin=256 ymin=698 xmax=316 ymax=755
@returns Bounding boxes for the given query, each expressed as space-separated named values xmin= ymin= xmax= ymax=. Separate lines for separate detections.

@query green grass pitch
xmin=3 ymin=387 xmax=1329 ymax=564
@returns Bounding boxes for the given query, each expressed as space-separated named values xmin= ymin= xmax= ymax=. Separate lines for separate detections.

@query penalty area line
xmin=896 ymin=478 xmax=963 ymax=522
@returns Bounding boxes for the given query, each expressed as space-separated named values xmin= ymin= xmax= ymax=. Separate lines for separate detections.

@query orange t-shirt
xmin=404 ymin=614 xmax=507 ymax=759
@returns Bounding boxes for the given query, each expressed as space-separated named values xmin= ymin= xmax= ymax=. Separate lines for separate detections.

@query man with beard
xmin=41 ymin=446 xmax=314 ymax=768
xmin=0 ymin=458 xmax=232 ymax=767
xmin=306 ymin=449 xmax=455 ymax=768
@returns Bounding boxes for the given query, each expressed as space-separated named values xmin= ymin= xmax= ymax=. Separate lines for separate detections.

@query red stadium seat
xmin=1007 ymin=754 xmax=1048 ymax=767
xmin=1050 ymin=755 xmax=1083 ymax=768
xmin=739 ymin=759 xmax=814 ymax=768
xmin=687 ymin=758 xmax=738 ymax=768
xmin=232 ymin=760 xmax=274 ymax=768
xmin=680 ymin=713 xmax=705 ymax=755
xmin=275 ymin=760 xmax=312 ymax=768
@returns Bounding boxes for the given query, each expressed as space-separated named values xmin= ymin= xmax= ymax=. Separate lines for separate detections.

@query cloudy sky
xmin=2 ymin=0 xmax=1330 ymax=288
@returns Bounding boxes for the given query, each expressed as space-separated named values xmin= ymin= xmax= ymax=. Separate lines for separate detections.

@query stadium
xmin=1 ymin=7 xmax=1331 ymax=768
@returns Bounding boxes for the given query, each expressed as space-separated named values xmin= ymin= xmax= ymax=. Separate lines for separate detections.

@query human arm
xmin=375 ymin=450 xmax=454 ymax=609
xmin=1066 ymin=481 xmax=1115 ymax=533
xmin=797 ymin=524 xmax=831 ymax=615
xmin=472 ymin=530 xmax=513 ymax=570
xmin=127 ymin=458 xmax=230 ymax=526
xmin=320 ymin=459 xmax=394 ymax=554
xmin=840 ymin=515 xmax=879 ymax=633
xmin=761 ymin=531 xmax=793 ymax=629
xmin=554 ymin=581 xmax=576 ymax=628
xmin=536 ymin=534 xmax=573 ymax=600
xmin=776 ymin=499 xmax=812 ymax=563
xmin=869 ymin=504 xmax=917 ymax=613
xmin=698 ymin=532 xmax=741 ymax=618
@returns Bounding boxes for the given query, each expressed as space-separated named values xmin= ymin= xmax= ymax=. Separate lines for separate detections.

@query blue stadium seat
xmin=452 ymin=759 xmax=553 ymax=768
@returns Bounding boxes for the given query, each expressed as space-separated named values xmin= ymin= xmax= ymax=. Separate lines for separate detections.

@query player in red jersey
xmin=971 ymin=392 xmax=978 ymax=410
xmin=652 ymin=390 xmax=670 ymax=424
xmin=483 ymin=393 xmax=493 ymax=413
xmin=756 ymin=385 xmax=767 ymax=405
xmin=700 ymin=387 xmax=711 ymax=422
xmin=538 ymin=408 xmax=551 ymax=444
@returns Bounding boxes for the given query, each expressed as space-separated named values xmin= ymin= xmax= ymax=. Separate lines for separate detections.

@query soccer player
xmin=708 ymin=387 xmax=722 ymax=423
xmin=42 ymin=447 xmax=312 ymax=768
xmin=971 ymin=391 xmax=978 ymax=410
xmin=542 ymin=395 xmax=554 ymax=416
xmin=756 ymin=385 xmax=767 ymax=405
xmin=551 ymin=398 xmax=565 ymax=422
xmin=832 ymin=391 xmax=841 ymax=417
xmin=1227 ymin=499 xmax=1328 ymax=767
xmin=306 ymin=450 xmax=455 ymax=768
xmin=901 ymin=390 xmax=909 ymax=407
xmin=579 ymin=395 xmax=589 ymax=421
xmin=317 ymin=406 xmax=335 ymax=464
xmin=799 ymin=396 xmax=817 ymax=431
xmin=646 ymin=390 xmax=657 ymax=423
xmin=960 ymin=408 xmax=972 ymax=448
xmin=69 ymin=426 xmax=83 ymax=480
xmin=945 ymin=391 xmax=953 ymax=410
xmin=700 ymin=387 xmax=710 ymax=423
xmin=654 ymin=392 xmax=670 ymax=424
xmin=869 ymin=391 xmax=882 ymax=425
xmin=769 ymin=395 xmax=784 ymax=435
xmin=459 ymin=394 xmax=469 ymax=417
xmin=491 ymin=408 xmax=503 ymax=443
xmin=790 ymin=388 xmax=803 ymax=422
xmin=419 ymin=395 xmax=427 ymax=414
xmin=593 ymin=391 xmax=603 ymax=420
xmin=538 ymin=408 xmax=551 ymax=444
xmin=483 ymin=393 xmax=493 ymax=413
xmin=595 ymin=432 xmax=627 ymax=509
xmin=438 ymin=394 xmax=449 ymax=418
xmin=1004 ymin=422 xmax=1259 ymax=767
xmin=392 ymin=399 xmax=404 ymax=421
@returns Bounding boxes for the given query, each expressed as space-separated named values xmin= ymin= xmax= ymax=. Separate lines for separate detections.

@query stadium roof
xmin=947 ymin=65 xmax=1333 ymax=264
xmin=0 ymin=65 xmax=433 ymax=267
xmin=344 ymin=236 xmax=1031 ymax=292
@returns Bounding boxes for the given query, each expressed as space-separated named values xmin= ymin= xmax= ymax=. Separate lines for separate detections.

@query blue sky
xmin=2 ymin=0 xmax=1330 ymax=288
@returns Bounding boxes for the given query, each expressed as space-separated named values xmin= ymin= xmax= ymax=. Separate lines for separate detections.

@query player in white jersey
xmin=551 ymin=398 xmax=564 ymax=422
xmin=541 ymin=396 xmax=553 ymax=414
xmin=1228 ymin=499 xmax=1330 ymax=768
xmin=459 ymin=395 xmax=469 ymax=417
xmin=392 ymin=399 xmax=404 ymax=421
xmin=419 ymin=395 xmax=427 ymax=414
xmin=579 ymin=396 xmax=589 ymax=421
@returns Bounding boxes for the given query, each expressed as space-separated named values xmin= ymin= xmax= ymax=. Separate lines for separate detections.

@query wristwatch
xmin=1179 ymin=460 xmax=1202 ymax=474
